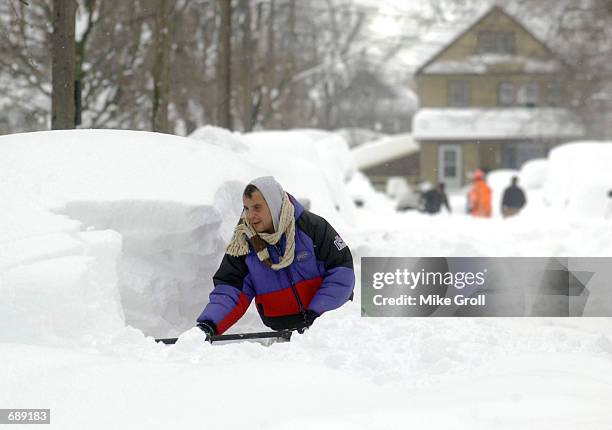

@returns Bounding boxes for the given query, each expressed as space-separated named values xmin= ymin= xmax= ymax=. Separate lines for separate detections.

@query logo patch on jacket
xmin=333 ymin=235 xmax=347 ymax=251
xmin=296 ymin=250 xmax=311 ymax=262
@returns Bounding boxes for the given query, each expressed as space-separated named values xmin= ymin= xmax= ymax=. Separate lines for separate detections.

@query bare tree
xmin=152 ymin=0 xmax=174 ymax=133
xmin=74 ymin=0 xmax=98 ymax=126
xmin=216 ymin=0 xmax=232 ymax=130
xmin=236 ymin=0 xmax=254 ymax=131
xmin=0 ymin=0 xmax=411 ymax=134
xmin=51 ymin=0 xmax=76 ymax=129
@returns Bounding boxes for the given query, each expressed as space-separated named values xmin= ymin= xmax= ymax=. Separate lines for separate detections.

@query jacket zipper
xmin=274 ymin=243 xmax=306 ymax=315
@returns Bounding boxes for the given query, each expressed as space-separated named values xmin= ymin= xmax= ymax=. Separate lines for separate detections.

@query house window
xmin=498 ymin=83 xmax=516 ymax=106
xmin=448 ymin=80 xmax=471 ymax=107
xmin=517 ymin=83 xmax=539 ymax=107
xmin=498 ymin=83 xmax=540 ymax=107
xmin=443 ymin=150 xmax=457 ymax=177
xmin=478 ymin=31 xmax=515 ymax=54
xmin=438 ymin=144 xmax=463 ymax=188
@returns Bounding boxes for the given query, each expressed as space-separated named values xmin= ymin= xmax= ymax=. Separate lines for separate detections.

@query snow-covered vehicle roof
xmin=352 ymin=133 xmax=419 ymax=170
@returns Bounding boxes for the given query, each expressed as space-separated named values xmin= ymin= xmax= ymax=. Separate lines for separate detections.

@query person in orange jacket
xmin=467 ymin=169 xmax=492 ymax=217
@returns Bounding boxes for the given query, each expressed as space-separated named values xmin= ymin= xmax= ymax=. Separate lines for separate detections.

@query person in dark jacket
xmin=196 ymin=176 xmax=355 ymax=338
xmin=501 ymin=176 xmax=527 ymax=218
xmin=421 ymin=182 xmax=451 ymax=214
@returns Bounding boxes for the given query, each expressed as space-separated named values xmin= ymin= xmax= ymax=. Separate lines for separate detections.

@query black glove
xmin=196 ymin=321 xmax=216 ymax=342
xmin=303 ymin=309 xmax=319 ymax=328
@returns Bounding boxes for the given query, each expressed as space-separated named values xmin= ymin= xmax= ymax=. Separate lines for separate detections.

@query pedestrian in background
xmin=421 ymin=182 xmax=452 ymax=214
xmin=501 ymin=176 xmax=527 ymax=218
xmin=467 ymin=169 xmax=492 ymax=218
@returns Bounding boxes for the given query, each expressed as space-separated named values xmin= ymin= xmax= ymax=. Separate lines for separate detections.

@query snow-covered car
xmin=385 ymin=176 xmax=420 ymax=211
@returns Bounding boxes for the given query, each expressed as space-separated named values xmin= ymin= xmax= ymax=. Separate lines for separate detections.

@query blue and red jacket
xmin=197 ymin=195 xmax=355 ymax=334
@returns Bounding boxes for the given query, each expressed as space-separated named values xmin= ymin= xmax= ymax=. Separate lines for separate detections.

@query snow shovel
xmin=155 ymin=328 xmax=297 ymax=345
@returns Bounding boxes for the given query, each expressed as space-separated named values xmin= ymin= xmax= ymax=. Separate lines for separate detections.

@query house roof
xmin=412 ymin=108 xmax=585 ymax=140
xmin=352 ymin=133 xmax=419 ymax=169
xmin=415 ymin=5 xmax=562 ymax=76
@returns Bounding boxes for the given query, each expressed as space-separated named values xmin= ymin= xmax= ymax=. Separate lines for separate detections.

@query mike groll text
xmin=373 ymin=294 xmax=486 ymax=307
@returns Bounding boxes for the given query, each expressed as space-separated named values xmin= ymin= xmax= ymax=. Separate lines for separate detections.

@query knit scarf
xmin=225 ymin=193 xmax=295 ymax=270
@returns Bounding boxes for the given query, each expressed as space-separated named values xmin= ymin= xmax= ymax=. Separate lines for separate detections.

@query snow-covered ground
xmin=1 ymin=129 xmax=612 ymax=429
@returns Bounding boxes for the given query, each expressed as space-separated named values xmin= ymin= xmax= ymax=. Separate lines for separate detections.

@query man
xmin=467 ymin=169 xmax=492 ymax=218
xmin=501 ymin=176 xmax=527 ymax=218
xmin=196 ymin=176 xmax=355 ymax=338
xmin=421 ymin=182 xmax=452 ymax=214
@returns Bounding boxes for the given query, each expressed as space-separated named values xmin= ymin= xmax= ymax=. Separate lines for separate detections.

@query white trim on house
xmin=412 ymin=108 xmax=584 ymax=140
xmin=422 ymin=54 xmax=562 ymax=75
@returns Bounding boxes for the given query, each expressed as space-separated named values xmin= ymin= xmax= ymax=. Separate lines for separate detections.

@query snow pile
xmin=519 ymin=158 xmax=548 ymax=190
xmin=0 ymin=130 xmax=268 ymax=343
xmin=542 ymin=142 xmax=612 ymax=217
xmin=3 ymin=129 xmax=612 ymax=429
xmin=516 ymin=158 xmax=549 ymax=214
xmin=333 ymin=128 xmax=386 ymax=148
xmin=0 ymin=128 xmax=360 ymax=344
xmin=188 ymin=126 xmax=359 ymax=227
xmin=0 ymin=205 xmax=126 ymax=345
xmin=242 ymin=129 xmax=358 ymax=227
xmin=188 ymin=125 xmax=249 ymax=153
xmin=345 ymin=170 xmax=395 ymax=212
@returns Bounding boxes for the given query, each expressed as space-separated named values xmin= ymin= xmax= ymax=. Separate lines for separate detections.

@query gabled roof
xmin=415 ymin=5 xmax=561 ymax=76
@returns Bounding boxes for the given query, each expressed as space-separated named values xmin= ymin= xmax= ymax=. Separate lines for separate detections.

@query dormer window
xmin=517 ymin=83 xmax=539 ymax=107
xmin=478 ymin=31 xmax=515 ymax=54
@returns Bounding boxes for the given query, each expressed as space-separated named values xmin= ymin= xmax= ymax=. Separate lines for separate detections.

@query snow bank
xmin=3 ymin=130 xmax=612 ymax=429
xmin=188 ymin=124 xmax=249 ymax=153
xmin=241 ymin=129 xmax=357 ymax=227
xmin=0 ymin=130 xmax=267 ymax=343
xmin=519 ymin=158 xmax=548 ymax=190
xmin=345 ymin=170 xmax=395 ymax=212
xmin=189 ymin=126 xmax=359 ymax=227
xmin=0 ymin=128 xmax=360 ymax=345
xmin=334 ymin=127 xmax=386 ymax=149
xmin=542 ymin=142 xmax=612 ymax=217
xmin=0 ymin=206 xmax=125 ymax=345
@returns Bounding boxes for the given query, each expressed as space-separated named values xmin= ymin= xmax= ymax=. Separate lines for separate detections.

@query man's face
xmin=243 ymin=190 xmax=274 ymax=233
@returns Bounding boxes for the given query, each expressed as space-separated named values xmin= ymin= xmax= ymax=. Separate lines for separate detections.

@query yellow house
xmin=413 ymin=5 xmax=584 ymax=189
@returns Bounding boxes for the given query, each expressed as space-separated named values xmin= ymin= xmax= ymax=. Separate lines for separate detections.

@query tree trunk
xmin=75 ymin=0 xmax=98 ymax=127
xmin=152 ymin=0 xmax=173 ymax=133
xmin=216 ymin=0 xmax=232 ymax=130
xmin=281 ymin=0 xmax=296 ymax=128
xmin=238 ymin=0 xmax=253 ymax=131
xmin=264 ymin=0 xmax=275 ymax=124
xmin=51 ymin=0 xmax=76 ymax=130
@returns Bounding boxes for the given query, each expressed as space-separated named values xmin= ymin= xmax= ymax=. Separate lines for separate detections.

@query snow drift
xmin=0 ymin=129 xmax=357 ymax=344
